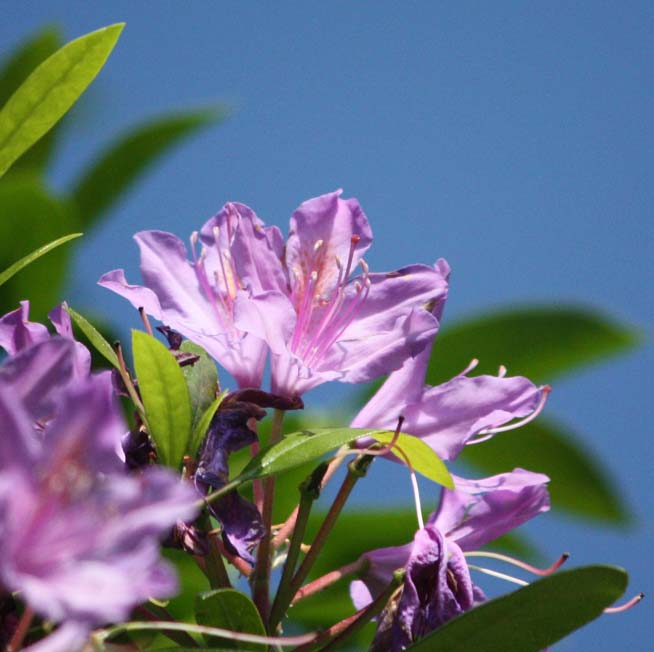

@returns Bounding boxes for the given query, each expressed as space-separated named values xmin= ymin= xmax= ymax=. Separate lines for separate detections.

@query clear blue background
xmin=2 ymin=2 xmax=652 ymax=649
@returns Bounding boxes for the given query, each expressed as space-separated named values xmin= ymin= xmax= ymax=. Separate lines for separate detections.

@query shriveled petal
xmin=0 ymin=301 xmax=49 ymax=354
xmin=286 ymin=191 xmax=373 ymax=306
xmin=430 ymin=469 xmax=550 ymax=551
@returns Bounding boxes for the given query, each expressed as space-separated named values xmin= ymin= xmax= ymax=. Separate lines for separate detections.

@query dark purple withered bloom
xmin=352 ymin=315 xmax=546 ymax=461
xmin=350 ymin=469 xmax=550 ymax=651
xmin=99 ymin=202 xmax=281 ymax=388
xmin=233 ymin=191 xmax=450 ymax=396
xmin=0 ymin=346 xmax=198 ymax=652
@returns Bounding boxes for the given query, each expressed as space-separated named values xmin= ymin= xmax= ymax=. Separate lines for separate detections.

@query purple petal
xmin=429 ymin=469 xmax=550 ymax=551
xmin=0 ymin=301 xmax=49 ymax=355
xmin=98 ymin=268 xmax=164 ymax=319
xmin=287 ymin=190 xmax=373 ymax=304
xmin=24 ymin=621 xmax=90 ymax=652
xmin=0 ymin=385 xmax=39 ymax=467
xmin=48 ymin=303 xmax=91 ymax=378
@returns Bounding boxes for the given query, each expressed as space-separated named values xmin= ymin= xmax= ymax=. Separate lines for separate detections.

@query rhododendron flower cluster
xmin=0 ymin=191 xmax=637 ymax=652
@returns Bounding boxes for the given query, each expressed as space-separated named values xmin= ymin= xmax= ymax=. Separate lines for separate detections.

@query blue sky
xmin=2 ymin=2 xmax=652 ymax=649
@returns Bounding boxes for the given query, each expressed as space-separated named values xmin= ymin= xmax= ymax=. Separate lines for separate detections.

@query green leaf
xmin=407 ymin=565 xmax=628 ymax=652
xmin=0 ymin=26 xmax=62 ymax=173
xmin=70 ymin=107 xmax=227 ymax=227
xmin=372 ymin=431 xmax=453 ymax=488
xmin=0 ymin=23 xmax=124 ymax=178
xmin=0 ymin=176 xmax=78 ymax=319
xmin=195 ymin=589 xmax=266 ymax=650
xmin=188 ymin=391 xmax=228 ymax=460
xmin=460 ymin=417 xmax=630 ymax=525
xmin=132 ymin=330 xmax=193 ymax=468
xmin=181 ymin=340 xmax=219 ymax=433
xmin=238 ymin=427 xmax=390 ymax=483
xmin=0 ymin=232 xmax=81 ymax=287
xmin=65 ymin=305 xmax=120 ymax=369
xmin=426 ymin=306 xmax=639 ymax=386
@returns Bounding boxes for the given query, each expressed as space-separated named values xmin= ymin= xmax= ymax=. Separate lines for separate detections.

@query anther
xmin=498 ymin=364 xmax=507 ymax=377
xmin=313 ymin=239 xmax=324 ymax=252
xmin=604 ymin=593 xmax=644 ymax=614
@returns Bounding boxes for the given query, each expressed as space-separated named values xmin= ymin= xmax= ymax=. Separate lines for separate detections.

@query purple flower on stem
xmin=352 ymin=325 xmax=548 ymax=461
xmin=350 ymin=469 xmax=550 ymax=651
xmin=0 ymin=344 xmax=198 ymax=652
xmin=99 ymin=203 xmax=282 ymax=388
xmin=233 ymin=190 xmax=450 ymax=396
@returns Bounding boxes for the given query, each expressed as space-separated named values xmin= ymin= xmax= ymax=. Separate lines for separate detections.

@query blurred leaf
xmin=181 ymin=340 xmax=220 ymax=434
xmin=132 ymin=330 xmax=192 ymax=468
xmin=460 ymin=417 xmax=630 ymax=525
xmin=426 ymin=306 xmax=639 ymax=386
xmin=162 ymin=548 xmax=209 ymax=622
xmin=0 ymin=175 xmax=77 ymax=319
xmin=65 ymin=305 xmax=120 ymax=369
xmin=0 ymin=23 xmax=124 ymax=178
xmin=0 ymin=231 xmax=81 ymax=287
xmin=372 ymin=431 xmax=453 ymax=488
xmin=195 ymin=589 xmax=266 ymax=650
xmin=70 ymin=107 xmax=227 ymax=227
xmin=0 ymin=25 xmax=62 ymax=173
xmin=407 ymin=565 xmax=627 ymax=651
xmin=238 ymin=427 xmax=390 ymax=484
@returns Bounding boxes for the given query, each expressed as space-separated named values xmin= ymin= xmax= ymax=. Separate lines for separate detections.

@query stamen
xmin=473 ymin=385 xmax=551 ymax=437
xmin=313 ymin=239 xmax=324 ymax=252
xmin=498 ymin=364 xmax=507 ymax=377
xmin=604 ymin=593 xmax=644 ymax=614
xmin=468 ymin=564 xmax=528 ymax=587
xmin=464 ymin=551 xmax=569 ymax=576
xmin=343 ymin=235 xmax=360 ymax=282
xmin=459 ymin=358 xmax=479 ymax=376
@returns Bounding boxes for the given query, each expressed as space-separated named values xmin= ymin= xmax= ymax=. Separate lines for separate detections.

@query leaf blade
xmin=70 ymin=107 xmax=227 ymax=227
xmin=407 ymin=565 xmax=628 ymax=652
xmin=65 ymin=305 xmax=120 ymax=369
xmin=0 ymin=23 xmax=124 ymax=177
xmin=132 ymin=330 xmax=193 ymax=468
xmin=0 ymin=232 xmax=81 ymax=287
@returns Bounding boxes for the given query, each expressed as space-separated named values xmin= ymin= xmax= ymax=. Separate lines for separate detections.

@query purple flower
xmin=0 ymin=348 xmax=198 ymax=651
xmin=0 ymin=301 xmax=90 ymax=378
xmin=352 ymin=325 xmax=546 ymax=461
xmin=233 ymin=191 xmax=450 ymax=396
xmin=99 ymin=203 xmax=281 ymax=388
xmin=350 ymin=469 xmax=549 ymax=650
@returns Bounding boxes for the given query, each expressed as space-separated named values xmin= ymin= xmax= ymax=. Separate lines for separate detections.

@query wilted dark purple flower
xmin=0 ymin=350 xmax=198 ymax=651
xmin=350 ymin=469 xmax=550 ymax=650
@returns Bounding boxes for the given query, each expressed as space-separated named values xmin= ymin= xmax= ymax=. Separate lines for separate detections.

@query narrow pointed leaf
xmin=0 ymin=23 xmax=124 ymax=178
xmin=188 ymin=390 xmax=228 ymax=459
xmin=0 ymin=26 xmax=62 ymax=173
xmin=427 ymin=306 xmax=639 ymax=386
xmin=70 ymin=107 xmax=227 ymax=227
xmin=372 ymin=431 xmax=453 ymax=488
xmin=0 ymin=232 xmax=81 ymax=287
xmin=195 ymin=589 xmax=266 ymax=650
xmin=238 ymin=427 xmax=388 ymax=483
xmin=65 ymin=305 xmax=120 ymax=369
xmin=407 ymin=565 xmax=628 ymax=652
xmin=132 ymin=330 xmax=193 ymax=468
xmin=460 ymin=417 xmax=630 ymax=524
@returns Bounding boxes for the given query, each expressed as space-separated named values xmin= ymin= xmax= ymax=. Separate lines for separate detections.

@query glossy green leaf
xmin=238 ymin=427 xmax=389 ymax=483
xmin=0 ymin=26 xmax=62 ymax=173
xmin=181 ymin=340 xmax=219 ymax=433
xmin=426 ymin=306 xmax=639 ymax=386
xmin=65 ymin=305 xmax=120 ymax=369
xmin=407 ymin=565 xmax=627 ymax=651
xmin=132 ymin=330 xmax=192 ymax=468
xmin=195 ymin=589 xmax=266 ymax=650
xmin=0 ymin=232 xmax=81 ymax=287
xmin=0 ymin=23 xmax=124 ymax=178
xmin=70 ymin=107 xmax=227 ymax=227
xmin=372 ymin=431 xmax=453 ymax=488
xmin=460 ymin=417 xmax=630 ymax=524
xmin=0 ymin=176 xmax=77 ymax=319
